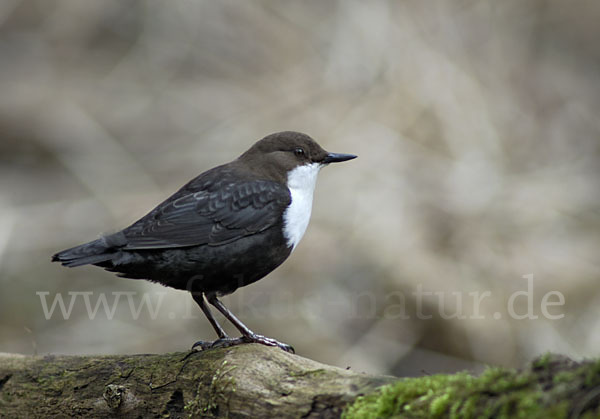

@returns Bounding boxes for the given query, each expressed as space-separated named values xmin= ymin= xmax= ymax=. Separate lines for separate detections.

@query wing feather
xmin=121 ymin=179 xmax=290 ymax=250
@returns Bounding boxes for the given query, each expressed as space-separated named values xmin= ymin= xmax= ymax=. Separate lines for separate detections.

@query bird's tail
xmin=52 ymin=233 xmax=126 ymax=268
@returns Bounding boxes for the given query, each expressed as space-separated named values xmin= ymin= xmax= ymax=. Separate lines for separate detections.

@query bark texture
xmin=0 ymin=345 xmax=394 ymax=418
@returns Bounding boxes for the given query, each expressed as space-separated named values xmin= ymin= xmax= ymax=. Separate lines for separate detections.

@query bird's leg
xmin=192 ymin=293 xmax=228 ymax=338
xmin=192 ymin=293 xmax=242 ymax=351
xmin=205 ymin=293 xmax=295 ymax=353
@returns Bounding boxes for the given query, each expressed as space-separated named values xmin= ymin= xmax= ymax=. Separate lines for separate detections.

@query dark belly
xmin=98 ymin=227 xmax=292 ymax=295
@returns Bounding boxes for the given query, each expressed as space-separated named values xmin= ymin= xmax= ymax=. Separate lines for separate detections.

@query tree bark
xmin=0 ymin=345 xmax=394 ymax=418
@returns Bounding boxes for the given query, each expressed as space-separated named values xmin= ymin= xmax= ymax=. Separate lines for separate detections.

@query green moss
xmin=183 ymin=358 xmax=237 ymax=418
xmin=429 ymin=392 xmax=452 ymax=417
xmin=584 ymin=359 xmax=600 ymax=387
xmin=532 ymin=353 xmax=553 ymax=369
xmin=552 ymin=371 xmax=574 ymax=385
xmin=343 ymin=355 xmax=599 ymax=419
xmin=183 ymin=381 xmax=204 ymax=417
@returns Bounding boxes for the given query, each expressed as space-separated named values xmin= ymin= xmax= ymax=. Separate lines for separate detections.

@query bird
xmin=52 ymin=131 xmax=357 ymax=353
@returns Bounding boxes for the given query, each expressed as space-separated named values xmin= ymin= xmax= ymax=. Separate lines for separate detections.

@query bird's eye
xmin=294 ymin=147 xmax=305 ymax=157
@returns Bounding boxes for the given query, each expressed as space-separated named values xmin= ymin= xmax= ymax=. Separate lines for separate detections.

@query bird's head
xmin=239 ymin=131 xmax=357 ymax=183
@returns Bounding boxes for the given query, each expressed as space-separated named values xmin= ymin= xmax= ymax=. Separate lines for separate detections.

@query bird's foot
xmin=241 ymin=333 xmax=295 ymax=354
xmin=191 ymin=337 xmax=245 ymax=351
xmin=191 ymin=335 xmax=294 ymax=353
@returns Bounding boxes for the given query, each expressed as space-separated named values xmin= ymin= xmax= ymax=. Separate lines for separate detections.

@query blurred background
xmin=1 ymin=0 xmax=599 ymax=377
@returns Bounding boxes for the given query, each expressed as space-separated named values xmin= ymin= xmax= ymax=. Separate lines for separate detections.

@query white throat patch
xmin=283 ymin=163 xmax=322 ymax=251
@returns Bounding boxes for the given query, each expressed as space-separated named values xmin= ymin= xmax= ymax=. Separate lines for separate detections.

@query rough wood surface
xmin=0 ymin=345 xmax=394 ymax=418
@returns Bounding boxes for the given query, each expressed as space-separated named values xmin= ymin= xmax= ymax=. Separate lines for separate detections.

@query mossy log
xmin=1 ymin=347 xmax=598 ymax=418
xmin=0 ymin=344 xmax=394 ymax=418
xmin=345 ymin=354 xmax=600 ymax=418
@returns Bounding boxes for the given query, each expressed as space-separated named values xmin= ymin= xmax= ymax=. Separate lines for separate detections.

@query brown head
xmin=238 ymin=131 xmax=356 ymax=182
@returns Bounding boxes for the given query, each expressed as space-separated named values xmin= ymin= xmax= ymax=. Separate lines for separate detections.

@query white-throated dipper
xmin=52 ymin=131 xmax=356 ymax=353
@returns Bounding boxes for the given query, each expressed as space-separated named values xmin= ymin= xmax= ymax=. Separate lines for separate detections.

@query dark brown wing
xmin=121 ymin=175 xmax=291 ymax=250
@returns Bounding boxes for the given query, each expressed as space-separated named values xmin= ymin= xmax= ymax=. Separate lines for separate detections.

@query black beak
xmin=323 ymin=152 xmax=357 ymax=164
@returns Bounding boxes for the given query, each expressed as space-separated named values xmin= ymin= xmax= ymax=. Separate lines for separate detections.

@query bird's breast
xmin=282 ymin=163 xmax=321 ymax=251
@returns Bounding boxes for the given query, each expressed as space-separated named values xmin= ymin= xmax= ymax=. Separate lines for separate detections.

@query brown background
xmin=1 ymin=1 xmax=599 ymax=377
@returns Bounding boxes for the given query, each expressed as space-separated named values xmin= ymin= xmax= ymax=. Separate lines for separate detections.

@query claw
xmin=191 ymin=335 xmax=294 ymax=353
xmin=191 ymin=340 xmax=214 ymax=351
xmin=191 ymin=337 xmax=246 ymax=351
xmin=242 ymin=334 xmax=295 ymax=354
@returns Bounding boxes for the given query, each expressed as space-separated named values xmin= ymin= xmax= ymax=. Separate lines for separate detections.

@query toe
xmin=191 ymin=340 xmax=212 ymax=351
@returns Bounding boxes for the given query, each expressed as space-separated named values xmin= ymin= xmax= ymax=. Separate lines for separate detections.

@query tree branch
xmin=2 ymin=348 xmax=597 ymax=418
xmin=0 ymin=345 xmax=394 ymax=418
